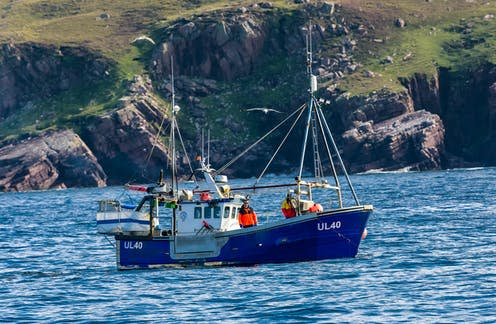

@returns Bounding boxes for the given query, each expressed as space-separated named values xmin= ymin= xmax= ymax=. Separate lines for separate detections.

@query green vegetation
xmin=0 ymin=0 xmax=295 ymax=55
xmin=1 ymin=0 xmax=496 ymax=141
xmin=0 ymin=0 xmax=296 ymax=142
xmin=0 ymin=77 xmax=123 ymax=140
xmin=336 ymin=0 xmax=496 ymax=95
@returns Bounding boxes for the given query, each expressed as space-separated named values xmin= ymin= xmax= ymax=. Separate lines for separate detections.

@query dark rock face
xmin=0 ymin=42 xmax=114 ymax=120
xmin=341 ymin=110 xmax=445 ymax=172
xmin=151 ymin=9 xmax=308 ymax=82
xmin=0 ymin=130 xmax=106 ymax=192
xmin=400 ymin=73 xmax=441 ymax=115
xmin=330 ymin=88 xmax=445 ymax=172
xmin=81 ymin=76 xmax=171 ymax=184
xmin=334 ymin=89 xmax=414 ymax=130
xmin=438 ymin=66 xmax=496 ymax=164
xmin=401 ymin=67 xmax=496 ymax=166
xmin=480 ymin=81 xmax=496 ymax=162
xmin=152 ymin=15 xmax=268 ymax=81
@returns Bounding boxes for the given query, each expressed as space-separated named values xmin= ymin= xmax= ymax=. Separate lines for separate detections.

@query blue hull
xmin=116 ymin=206 xmax=371 ymax=269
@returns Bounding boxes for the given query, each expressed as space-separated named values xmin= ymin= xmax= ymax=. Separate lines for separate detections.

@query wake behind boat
xmin=96 ymin=25 xmax=372 ymax=269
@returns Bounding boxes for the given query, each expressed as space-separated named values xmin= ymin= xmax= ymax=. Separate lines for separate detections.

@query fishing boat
xmin=96 ymin=29 xmax=372 ymax=269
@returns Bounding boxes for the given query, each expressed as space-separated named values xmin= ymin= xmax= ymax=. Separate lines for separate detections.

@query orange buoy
xmin=361 ymin=228 xmax=368 ymax=240
xmin=200 ymin=192 xmax=212 ymax=201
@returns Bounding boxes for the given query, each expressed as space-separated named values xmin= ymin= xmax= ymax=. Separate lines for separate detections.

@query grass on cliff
xmin=0 ymin=0 xmax=296 ymax=57
xmin=2 ymin=0 xmax=495 ymax=90
xmin=2 ymin=0 xmax=496 ymax=141
xmin=0 ymin=0 xmax=300 ymax=142
xmin=336 ymin=0 xmax=496 ymax=95
xmin=0 ymin=77 xmax=125 ymax=140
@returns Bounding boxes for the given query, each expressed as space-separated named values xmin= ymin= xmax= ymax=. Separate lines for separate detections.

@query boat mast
xmin=170 ymin=56 xmax=178 ymax=198
xmin=298 ymin=22 xmax=361 ymax=207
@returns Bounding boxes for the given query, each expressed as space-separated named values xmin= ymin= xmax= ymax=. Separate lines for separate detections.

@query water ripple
xmin=0 ymin=168 xmax=495 ymax=322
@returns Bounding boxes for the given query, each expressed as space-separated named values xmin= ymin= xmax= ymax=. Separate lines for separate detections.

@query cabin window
xmin=223 ymin=206 xmax=230 ymax=219
xmin=194 ymin=207 xmax=202 ymax=219
xmin=204 ymin=206 xmax=212 ymax=219
xmin=214 ymin=206 xmax=221 ymax=218
xmin=231 ymin=207 xmax=238 ymax=219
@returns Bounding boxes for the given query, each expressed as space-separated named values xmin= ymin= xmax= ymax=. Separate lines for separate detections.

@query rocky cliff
xmin=0 ymin=73 xmax=172 ymax=191
xmin=0 ymin=130 xmax=106 ymax=191
xmin=81 ymin=75 xmax=171 ymax=185
xmin=401 ymin=66 xmax=496 ymax=167
xmin=331 ymin=89 xmax=445 ymax=172
xmin=1 ymin=2 xmax=495 ymax=191
xmin=150 ymin=4 xmax=448 ymax=175
xmin=151 ymin=4 xmax=312 ymax=82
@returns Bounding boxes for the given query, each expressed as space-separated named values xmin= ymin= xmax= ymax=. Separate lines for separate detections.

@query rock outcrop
xmin=81 ymin=75 xmax=171 ymax=184
xmin=333 ymin=89 xmax=415 ymax=131
xmin=150 ymin=7 xmax=322 ymax=83
xmin=152 ymin=13 xmax=269 ymax=81
xmin=341 ymin=110 xmax=445 ymax=172
xmin=401 ymin=66 xmax=496 ymax=165
xmin=0 ymin=130 xmax=106 ymax=192
xmin=330 ymin=88 xmax=445 ymax=172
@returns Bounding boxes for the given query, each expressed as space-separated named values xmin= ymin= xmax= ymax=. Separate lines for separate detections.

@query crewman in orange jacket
xmin=238 ymin=199 xmax=257 ymax=228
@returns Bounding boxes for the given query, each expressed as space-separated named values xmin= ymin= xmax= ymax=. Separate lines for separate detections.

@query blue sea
xmin=1 ymin=168 xmax=495 ymax=322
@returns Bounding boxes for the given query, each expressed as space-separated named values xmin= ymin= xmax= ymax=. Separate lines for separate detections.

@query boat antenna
xmin=298 ymin=21 xmax=315 ymax=179
xmin=201 ymin=129 xmax=204 ymax=162
xmin=171 ymin=57 xmax=175 ymax=113
xmin=207 ymin=129 xmax=211 ymax=167
xmin=306 ymin=21 xmax=313 ymax=77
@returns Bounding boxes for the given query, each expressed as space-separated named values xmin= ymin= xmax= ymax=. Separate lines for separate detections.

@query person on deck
xmin=281 ymin=194 xmax=297 ymax=218
xmin=238 ymin=199 xmax=257 ymax=228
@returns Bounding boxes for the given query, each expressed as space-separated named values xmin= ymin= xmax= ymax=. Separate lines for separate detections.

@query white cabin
xmin=176 ymin=198 xmax=242 ymax=234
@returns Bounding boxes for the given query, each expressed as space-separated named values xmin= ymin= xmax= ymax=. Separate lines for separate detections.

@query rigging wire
xmin=256 ymin=103 xmax=307 ymax=183
xmin=311 ymin=107 xmax=323 ymax=179
xmin=174 ymin=118 xmax=198 ymax=184
xmin=314 ymin=98 xmax=343 ymax=207
xmin=207 ymin=129 xmax=210 ymax=167
xmin=201 ymin=128 xmax=204 ymax=163
xmin=104 ymin=235 xmax=116 ymax=248
xmin=170 ymin=56 xmax=179 ymax=197
xmin=140 ymin=121 xmax=171 ymax=180
xmin=214 ymin=103 xmax=307 ymax=177
xmin=314 ymin=99 xmax=339 ymax=184
xmin=125 ymin=112 xmax=171 ymax=184
xmin=315 ymin=99 xmax=360 ymax=205
xmin=298 ymin=94 xmax=314 ymax=179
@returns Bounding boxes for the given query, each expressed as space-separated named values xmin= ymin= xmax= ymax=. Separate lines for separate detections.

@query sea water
xmin=1 ymin=168 xmax=495 ymax=322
